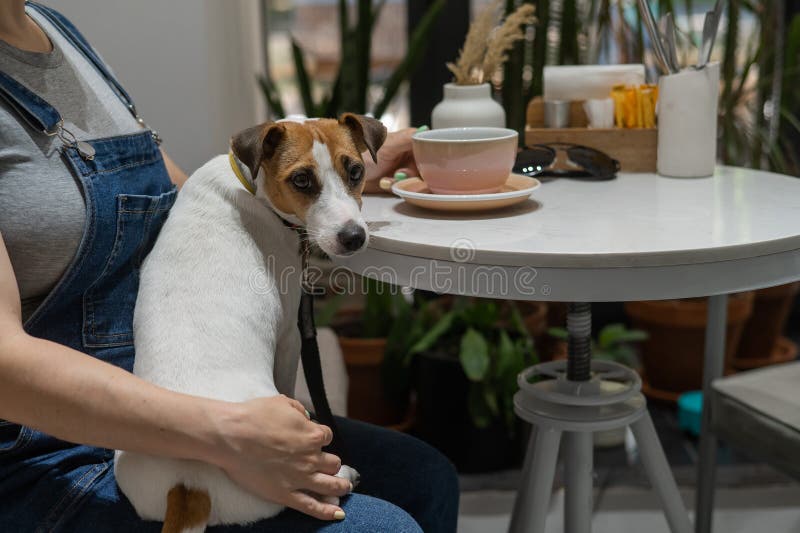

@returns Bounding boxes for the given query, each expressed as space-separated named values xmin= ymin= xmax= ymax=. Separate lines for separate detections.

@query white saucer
xmin=391 ymin=174 xmax=540 ymax=212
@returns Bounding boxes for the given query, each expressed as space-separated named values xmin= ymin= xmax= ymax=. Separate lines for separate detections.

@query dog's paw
xmin=335 ymin=465 xmax=361 ymax=489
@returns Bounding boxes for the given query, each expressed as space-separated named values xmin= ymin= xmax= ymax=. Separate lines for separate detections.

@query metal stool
xmin=509 ymin=303 xmax=692 ymax=533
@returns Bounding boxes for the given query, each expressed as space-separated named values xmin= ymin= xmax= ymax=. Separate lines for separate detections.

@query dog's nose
xmin=337 ymin=222 xmax=366 ymax=252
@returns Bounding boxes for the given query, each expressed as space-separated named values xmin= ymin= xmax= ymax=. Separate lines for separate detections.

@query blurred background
xmin=53 ymin=0 xmax=800 ymax=177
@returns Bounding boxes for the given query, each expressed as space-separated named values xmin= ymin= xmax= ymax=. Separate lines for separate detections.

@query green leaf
xmin=459 ymin=328 xmax=490 ymax=382
xmin=495 ymin=330 xmax=517 ymax=379
xmin=354 ymin=0 xmax=372 ymax=113
xmin=468 ymin=385 xmax=492 ymax=428
xmin=547 ymin=327 xmax=568 ymax=340
xmin=372 ymin=0 xmax=446 ymax=118
xmin=291 ymin=39 xmax=316 ymax=117
xmin=256 ymin=75 xmax=285 ymax=119
xmin=321 ymin=74 xmax=342 ymax=118
xmin=508 ymin=302 xmax=528 ymax=336
xmin=461 ymin=300 xmax=498 ymax=330
xmin=314 ymin=293 xmax=345 ymax=327
xmin=362 ymin=278 xmax=401 ymax=338
xmin=408 ymin=311 xmax=456 ymax=355
xmin=598 ymin=323 xmax=626 ymax=348
xmin=483 ymin=387 xmax=500 ymax=416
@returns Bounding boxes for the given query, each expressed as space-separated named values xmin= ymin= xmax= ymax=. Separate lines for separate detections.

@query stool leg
xmin=564 ymin=431 xmax=593 ymax=533
xmin=509 ymin=427 xmax=562 ymax=533
xmin=630 ymin=413 xmax=693 ymax=533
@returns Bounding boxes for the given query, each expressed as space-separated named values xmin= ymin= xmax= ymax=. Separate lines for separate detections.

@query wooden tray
xmin=525 ymin=97 xmax=658 ymax=173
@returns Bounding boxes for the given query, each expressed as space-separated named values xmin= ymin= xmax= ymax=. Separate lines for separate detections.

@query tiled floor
xmin=455 ymin=414 xmax=800 ymax=533
xmin=458 ymin=483 xmax=800 ymax=532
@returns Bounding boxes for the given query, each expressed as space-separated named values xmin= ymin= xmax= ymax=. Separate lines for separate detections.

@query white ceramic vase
xmin=431 ymin=83 xmax=506 ymax=129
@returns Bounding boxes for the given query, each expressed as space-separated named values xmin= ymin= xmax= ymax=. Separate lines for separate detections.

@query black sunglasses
xmin=513 ymin=143 xmax=620 ymax=181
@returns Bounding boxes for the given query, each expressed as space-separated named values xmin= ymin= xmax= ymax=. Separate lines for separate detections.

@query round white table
xmin=335 ymin=166 xmax=800 ymax=533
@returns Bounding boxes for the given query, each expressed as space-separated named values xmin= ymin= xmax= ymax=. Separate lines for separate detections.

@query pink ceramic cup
xmin=412 ymin=127 xmax=518 ymax=195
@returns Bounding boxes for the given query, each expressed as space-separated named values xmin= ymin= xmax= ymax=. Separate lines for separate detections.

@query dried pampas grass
xmin=446 ymin=0 xmax=502 ymax=84
xmin=482 ymin=4 xmax=536 ymax=79
xmin=447 ymin=1 xmax=536 ymax=85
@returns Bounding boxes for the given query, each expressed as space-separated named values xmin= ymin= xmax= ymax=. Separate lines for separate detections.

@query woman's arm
xmin=363 ymin=128 xmax=419 ymax=193
xmin=160 ymin=148 xmax=189 ymax=188
xmin=0 ymin=234 xmax=349 ymax=521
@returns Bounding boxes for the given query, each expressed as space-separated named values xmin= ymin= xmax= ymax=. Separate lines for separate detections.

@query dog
xmin=114 ymin=114 xmax=387 ymax=532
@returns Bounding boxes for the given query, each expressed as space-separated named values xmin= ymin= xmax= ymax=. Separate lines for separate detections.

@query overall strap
xmin=26 ymin=2 xmax=135 ymax=112
xmin=18 ymin=2 xmax=159 ymax=142
xmin=0 ymin=71 xmax=61 ymax=133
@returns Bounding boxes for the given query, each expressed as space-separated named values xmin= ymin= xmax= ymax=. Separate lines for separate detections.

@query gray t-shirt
xmin=0 ymin=8 xmax=142 ymax=320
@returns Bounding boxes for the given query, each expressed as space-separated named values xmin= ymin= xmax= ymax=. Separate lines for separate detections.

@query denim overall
xmin=0 ymin=5 xmax=458 ymax=532
xmin=0 ymin=3 xmax=176 ymax=530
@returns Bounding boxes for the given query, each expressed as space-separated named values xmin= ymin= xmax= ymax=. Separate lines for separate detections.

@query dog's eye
xmin=291 ymin=172 xmax=312 ymax=190
xmin=348 ymin=164 xmax=364 ymax=186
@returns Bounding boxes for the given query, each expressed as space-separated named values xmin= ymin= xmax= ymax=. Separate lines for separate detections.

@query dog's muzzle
xmin=337 ymin=221 xmax=367 ymax=253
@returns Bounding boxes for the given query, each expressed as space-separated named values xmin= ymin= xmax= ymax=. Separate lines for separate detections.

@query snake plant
xmin=259 ymin=0 xmax=445 ymax=120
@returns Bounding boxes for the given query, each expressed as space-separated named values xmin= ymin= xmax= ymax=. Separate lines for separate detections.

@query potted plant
xmin=320 ymin=278 xmax=415 ymax=429
xmin=547 ymin=323 xmax=648 ymax=447
xmin=432 ymin=0 xmax=536 ymax=129
xmin=406 ymin=296 xmax=537 ymax=472
xmin=624 ymin=293 xmax=754 ymax=402
xmin=732 ymin=283 xmax=800 ymax=369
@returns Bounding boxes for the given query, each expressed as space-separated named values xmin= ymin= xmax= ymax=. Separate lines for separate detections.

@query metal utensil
xmin=661 ymin=12 xmax=681 ymax=73
xmin=698 ymin=0 xmax=723 ymax=69
xmin=637 ymin=0 xmax=673 ymax=75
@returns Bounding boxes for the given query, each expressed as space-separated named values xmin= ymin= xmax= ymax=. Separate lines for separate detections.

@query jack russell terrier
xmin=114 ymin=114 xmax=387 ymax=532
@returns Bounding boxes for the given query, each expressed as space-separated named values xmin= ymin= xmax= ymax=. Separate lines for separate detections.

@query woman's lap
xmin=3 ymin=417 xmax=458 ymax=532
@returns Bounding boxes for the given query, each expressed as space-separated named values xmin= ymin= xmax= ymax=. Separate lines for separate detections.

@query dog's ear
xmin=340 ymin=113 xmax=387 ymax=164
xmin=230 ymin=123 xmax=286 ymax=179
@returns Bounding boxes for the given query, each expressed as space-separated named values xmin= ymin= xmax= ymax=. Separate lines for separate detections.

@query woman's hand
xmin=211 ymin=395 xmax=351 ymax=521
xmin=363 ymin=127 xmax=421 ymax=193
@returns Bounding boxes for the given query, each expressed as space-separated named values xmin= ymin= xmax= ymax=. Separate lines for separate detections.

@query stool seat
xmin=515 ymin=360 xmax=647 ymax=432
xmin=711 ymin=361 xmax=800 ymax=481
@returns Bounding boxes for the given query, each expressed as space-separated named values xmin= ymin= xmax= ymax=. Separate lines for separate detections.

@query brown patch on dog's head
xmin=229 ymin=115 xmax=387 ymax=224
xmin=339 ymin=113 xmax=388 ymax=164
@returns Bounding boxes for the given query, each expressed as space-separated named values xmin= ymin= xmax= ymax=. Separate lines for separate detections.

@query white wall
xmin=52 ymin=0 xmax=267 ymax=173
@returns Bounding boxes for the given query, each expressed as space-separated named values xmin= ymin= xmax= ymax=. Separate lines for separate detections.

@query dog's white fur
xmin=114 ymin=139 xmax=367 ymax=526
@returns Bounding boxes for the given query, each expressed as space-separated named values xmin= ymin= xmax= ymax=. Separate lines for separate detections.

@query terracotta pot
xmin=734 ymin=282 xmax=800 ymax=361
xmin=731 ymin=337 xmax=798 ymax=370
xmin=518 ymin=301 xmax=548 ymax=338
xmin=336 ymin=335 xmax=411 ymax=429
xmin=624 ymin=293 xmax=754 ymax=395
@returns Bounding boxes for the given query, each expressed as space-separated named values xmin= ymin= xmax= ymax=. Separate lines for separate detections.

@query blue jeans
xmin=4 ymin=417 xmax=459 ymax=533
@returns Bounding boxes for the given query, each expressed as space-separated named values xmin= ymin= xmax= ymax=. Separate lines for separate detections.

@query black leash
xmin=296 ymin=233 xmax=349 ymax=464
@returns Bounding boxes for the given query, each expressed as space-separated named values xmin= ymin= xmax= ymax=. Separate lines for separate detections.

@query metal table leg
xmin=695 ymin=294 xmax=728 ymax=533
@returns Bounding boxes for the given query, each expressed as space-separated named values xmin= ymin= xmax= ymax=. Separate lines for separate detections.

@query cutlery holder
xmin=657 ymin=63 xmax=720 ymax=177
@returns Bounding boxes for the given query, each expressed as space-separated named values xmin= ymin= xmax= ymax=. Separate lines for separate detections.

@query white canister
xmin=431 ymin=83 xmax=506 ymax=129
xmin=657 ymin=62 xmax=720 ymax=177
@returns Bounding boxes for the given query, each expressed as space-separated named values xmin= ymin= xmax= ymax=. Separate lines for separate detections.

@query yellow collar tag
xmin=229 ymin=152 xmax=256 ymax=195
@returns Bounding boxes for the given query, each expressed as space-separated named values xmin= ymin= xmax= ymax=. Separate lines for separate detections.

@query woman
xmin=0 ymin=2 xmax=457 ymax=531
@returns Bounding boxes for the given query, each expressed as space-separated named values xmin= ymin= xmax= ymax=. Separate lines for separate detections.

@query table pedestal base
xmin=509 ymin=304 xmax=692 ymax=533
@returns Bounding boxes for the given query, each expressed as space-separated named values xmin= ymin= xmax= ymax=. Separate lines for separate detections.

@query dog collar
xmin=228 ymin=151 xmax=256 ymax=195
xmin=227 ymin=151 xmax=305 ymax=232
